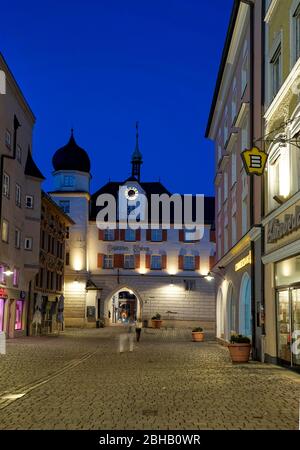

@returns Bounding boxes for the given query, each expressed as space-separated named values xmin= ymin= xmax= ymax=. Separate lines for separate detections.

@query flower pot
xmin=228 ymin=343 xmax=251 ymax=363
xmin=192 ymin=331 xmax=204 ymax=342
xmin=152 ymin=319 xmax=162 ymax=329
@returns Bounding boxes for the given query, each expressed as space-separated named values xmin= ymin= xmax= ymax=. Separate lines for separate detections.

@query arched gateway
xmin=103 ymin=286 xmax=143 ymax=325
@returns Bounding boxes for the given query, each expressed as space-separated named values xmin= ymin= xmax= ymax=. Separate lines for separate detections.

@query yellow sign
xmin=241 ymin=147 xmax=268 ymax=176
xmin=235 ymin=251 xmax=252 ymax=272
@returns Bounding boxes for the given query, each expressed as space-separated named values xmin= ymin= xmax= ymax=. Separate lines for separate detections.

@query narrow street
xmin=0 ymin=328 xmax=299 ymax=430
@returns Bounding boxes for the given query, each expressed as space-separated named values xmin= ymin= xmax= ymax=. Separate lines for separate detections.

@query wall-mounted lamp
xmin=3 ymin=268 xmax=13 ymax=277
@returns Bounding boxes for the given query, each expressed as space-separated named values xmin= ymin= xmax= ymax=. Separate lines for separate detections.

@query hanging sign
xmin=241 ymin=147 xmax=268 ymax=176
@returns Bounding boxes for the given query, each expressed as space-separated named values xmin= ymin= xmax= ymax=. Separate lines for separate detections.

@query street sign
xmin=241 ymin=146 xmax=268 ymax=176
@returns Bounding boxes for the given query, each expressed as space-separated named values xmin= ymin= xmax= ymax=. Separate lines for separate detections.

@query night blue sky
xmin=1 ymin=0 xmax=232 ymax=195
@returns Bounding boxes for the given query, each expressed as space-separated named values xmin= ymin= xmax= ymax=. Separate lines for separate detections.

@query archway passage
xmin=109 ymin=288 xmax=140 ymax=324
xmin=239 ymin=273 xmax=252 ymax=339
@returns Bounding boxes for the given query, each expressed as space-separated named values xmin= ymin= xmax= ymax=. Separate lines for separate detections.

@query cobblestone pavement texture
xmin=0 ymin=327 xmax=299 ymax=430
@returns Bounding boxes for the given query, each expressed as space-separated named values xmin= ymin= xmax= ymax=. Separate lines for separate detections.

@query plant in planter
xmin=192 ymin=327 xmax=205 ymax=342
xmin=228 ymin=334 xmax=251 ymax=363
xmin=151 ymin=313 xmax=162 ymax=329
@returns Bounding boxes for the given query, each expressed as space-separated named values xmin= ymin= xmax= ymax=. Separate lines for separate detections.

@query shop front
xmin=0 ymin=288 xmax=26 ymax=338
xmin=263 ymin=199 xmax=300 ymax=368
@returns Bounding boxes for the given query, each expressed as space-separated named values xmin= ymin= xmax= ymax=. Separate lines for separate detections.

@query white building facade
xmin=50 ymin=130 xmax=216 ymax=329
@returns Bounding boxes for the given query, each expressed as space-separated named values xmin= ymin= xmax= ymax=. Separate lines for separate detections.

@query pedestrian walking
xmin=135 ymin=318 xmax=142 ymax=342
xmin=119 ymin=320 xmax=134 ymax=353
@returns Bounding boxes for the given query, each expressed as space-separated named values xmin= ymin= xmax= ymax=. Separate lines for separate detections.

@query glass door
xmin=292 ymin=288 xmax=300 ymax=366
xmin=277 ymin=290 xmax=291 ymax=364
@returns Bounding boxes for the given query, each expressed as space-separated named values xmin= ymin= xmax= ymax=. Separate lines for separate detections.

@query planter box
xmin=151 ymin=320 xmax=162 ymax=329
xmin=228 ymin=343 xmax=251 ymax=363
xmin=192 ymin=331 xmax=204 ymax=342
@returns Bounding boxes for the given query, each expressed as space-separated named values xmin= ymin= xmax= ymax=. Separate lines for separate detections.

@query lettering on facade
xmin=107 ymin=245 xmax=150 ymax=253
xmin=235 ymin=251 xmax=252 ymax=272
xmin=267 ymin=206 xmax=300 ymax=244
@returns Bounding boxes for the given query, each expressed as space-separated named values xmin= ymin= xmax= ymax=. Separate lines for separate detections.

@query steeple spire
xmin=131 ymin=121 xmax=143 ymax=181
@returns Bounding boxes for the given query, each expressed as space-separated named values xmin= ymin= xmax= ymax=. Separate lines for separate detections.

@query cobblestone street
xmin=0 ymin=327 xmax=299 ymax=430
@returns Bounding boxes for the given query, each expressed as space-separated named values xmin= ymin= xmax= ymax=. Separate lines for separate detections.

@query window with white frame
xmin=25 ymin=195 xmax=34 ymax=209
xmin=24 ymin=237 xmax=33 ymax=250
xmin=124 ymin=254 xmax=135 ymax=269
xmin=151 ymin=229 xmax=162 ymax=241
xmin=242 ymin=197 xmax=248 ymax=235
xmin=103 ymin=255 xmax=113 ymax=269
xmin=268 ymin=144 xmax=290 ymax=208
xmin=231 ymin=149 xmax=237 ymax=186
xmin=232 ymin=212 xmax=237 ymax=246
xmin=241 ymin=119 xmax=249 ymax=151
xmin=3 ymin=173 xmax=9 ymax=197
xmin=59 ymin=200 xmax=70 ymax=214
xmin=104 ymin=229 xmax=114 ymax=241
xmin=183 ymin=255 xmax=195 ymax=270
xmin=16 ymin=145 xmax=22 ymax=163
xmin=151 ymin=255 xmax=162 ymax=270
xmin=125 ymin=228 xmax=135 ymax=241
xmin=217 ymin=186 xmax=222 ymax=212
xmin=5 ymin=130 xmax=11 ymax=148
xmin=15 ymin=228 xmax=21 ymax=249
xmin=231 ymin=79 xmax=237 ymax=123
xmin=241 ymin=45 xmax=248 ymax=94
xmin=2 ymin=220 xmax=9 ymax=243
xmin=15 ymin=184 xmax=21 ymax=207
xmin=270 ymin=44 xmax=282 ymax=99
xmin=292 ymin=3 xmax=300 ymax=65
xmin=63 ymin=176 xmax=75 ymax=187
xmin=224 ymin=172 xmax=228 ymax=201
xmin=224 ymin=224 xmax=228 ymax=254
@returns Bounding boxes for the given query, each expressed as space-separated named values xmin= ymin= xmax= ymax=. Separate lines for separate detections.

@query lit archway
xmin=103 ymin=286 xmax=143 ymax=325
xmin=227 ymin=283 xmax=236 ymax=339
xmin=216 ymin=288 xmax=224 ymax=339
xmin=239 ymin=273 xmax=252 ymax=338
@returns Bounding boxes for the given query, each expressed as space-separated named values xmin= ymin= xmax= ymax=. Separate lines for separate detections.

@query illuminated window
xmin=15 ymin=300 xmax=23 ymax=330
xmin=0 ymin=298 xmax=4 ymax=331
xmin=104 ymin=229 xmax=114 ymax=241
xmin=125 ymin=229 xmax=135 ymax=241
xmin=2 ymin=220 xmax=9 ymax=243
xmin=13 ymin=268 xmax=19 ymax=287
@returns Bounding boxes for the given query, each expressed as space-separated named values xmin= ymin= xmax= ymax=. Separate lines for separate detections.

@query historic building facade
xmin=0 ymin=53 xmax=44 ymax=338
xmin=262 ymin=0 xmax=300 ymax=368
xmin=50 ymin=129 xmax=216 ymax=329
xmin=28 ymin=192 xmax=73 ymax=335
xmin=205 ymin=0 xmax=265 ymax=359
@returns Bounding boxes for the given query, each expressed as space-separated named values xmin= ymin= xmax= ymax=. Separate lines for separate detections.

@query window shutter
xmin=195 ymin=256 xmax=200 ymax=270
xmin=115 ymin=229 xmax=119 ymax=241
xmin=136 ymin=229 xmax=141 ymax=241
xmin=145 ymin=254 xmax=151 ymax=269
xmin=179 ymin=230 xmax=185 ymax=242
xmin=120 ymin=229 xmax=125 ymax=240
xmin=114 ymin=254 xmax=124 ymax=268
xmin=162 ymin=230 xmax=167 ymax=241
xmin=97 ymin=253 xmax=103 ymax=268
xmin=210 ymin=230 xmax=216 ymax=242
xmin=146 ymin=230 xmax=151 ymax=241
xmin=178 ymin=255 xmax=184 ymax=270
xmin=209 ymin=255 xmax=216 ymax=270
xmin=162 ymin=254 xmax=167 ymax=269
xmin=135 ymin=254 xmax=140 ymax=269
xmin=98 ymin=230 xmax=104 ymax=240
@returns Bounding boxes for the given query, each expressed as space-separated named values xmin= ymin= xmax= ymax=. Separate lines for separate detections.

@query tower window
xmin=63 ymin=176 xmax=75 ymax=187
xmin=59 ymin=200 xmax=70 ymax=214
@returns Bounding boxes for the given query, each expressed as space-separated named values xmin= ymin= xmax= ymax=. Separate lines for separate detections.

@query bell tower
xmin=131 ymin=121 xmax=143 ymax=181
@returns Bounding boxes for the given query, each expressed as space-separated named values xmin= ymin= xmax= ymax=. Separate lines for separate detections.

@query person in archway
xmin=135 ymin=317 xmax=143 ymax=342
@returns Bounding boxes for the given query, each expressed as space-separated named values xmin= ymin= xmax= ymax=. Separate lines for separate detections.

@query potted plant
xmin=228 ymin=334 xmax=251 ymax=363
xmin=192 ymin=327 xmax=204 ymax=342
xmin=151 ymin=313 xmax=162 ymax=329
